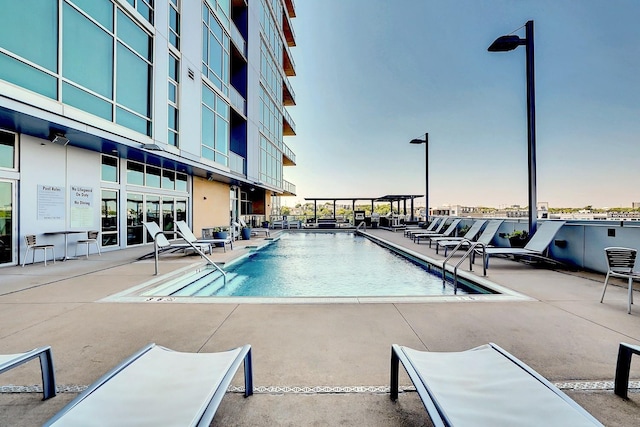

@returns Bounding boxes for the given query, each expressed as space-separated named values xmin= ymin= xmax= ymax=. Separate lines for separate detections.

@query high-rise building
xmin=0 ymin=0 xmax=297 ymax=266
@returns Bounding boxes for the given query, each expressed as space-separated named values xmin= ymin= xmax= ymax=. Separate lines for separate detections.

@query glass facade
xmin=201 ymin=84 xmax=230 ymax=166
xmin=202 ymin=3 xmax=230 ymax=96
xmin=0 ymin=1 xmax=153 ymax=136
xmin=101 ymin=155 xmax=119 ymax=183
xmin=101 ymin=189 xmax=119 ymax=247
xmin=168 ymin=53 xmax=179 ymax=147
xmin=0 ymin=131 xmax=16 ymax=170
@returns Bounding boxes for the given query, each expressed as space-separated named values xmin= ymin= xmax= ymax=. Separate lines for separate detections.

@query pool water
xmin=170 ymin=233 xmax=487 ymax=297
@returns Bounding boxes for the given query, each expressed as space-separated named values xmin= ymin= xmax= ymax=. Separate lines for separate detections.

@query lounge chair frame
xmin=0 ymin=346 xmax=56 ymax=400
xmin=44 ymin=343 xmax=253 ymax=427
xmin=390 ymin=343 xmax=602 ymax=426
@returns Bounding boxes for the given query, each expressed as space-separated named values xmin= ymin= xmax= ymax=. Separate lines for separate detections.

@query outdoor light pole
xmin=488 ymin=20 xmax=537 ymax=236
xmin=410 ymin=133 xmax=429 ymax=223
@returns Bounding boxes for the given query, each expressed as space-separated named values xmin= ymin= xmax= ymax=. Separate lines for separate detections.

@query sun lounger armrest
xmin=615 ymin=342 xmax=640 ymax=399
xmin=198 ymin=344 xmax=253 ymax=426
xmin=390 ymin=345 xmax=448 ymax=427
xmin=0 ymin=346 xmax=56 ymax=400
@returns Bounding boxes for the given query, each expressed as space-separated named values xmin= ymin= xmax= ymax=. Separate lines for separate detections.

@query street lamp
xmin=410 ymin=133 xmax=429 ymax=223
xmin=488 ymin=20 xmax=537 ymax=236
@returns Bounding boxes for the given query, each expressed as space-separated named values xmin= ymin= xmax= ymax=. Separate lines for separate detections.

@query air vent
xmin=188 ymin=68 xmax=195 ymax=80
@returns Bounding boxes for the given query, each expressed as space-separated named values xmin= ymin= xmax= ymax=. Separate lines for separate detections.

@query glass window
xmin=169 ymin=3 xmax=180 ymax=49
xmin=63 ymin=82 xmax=112 ymax=120
xmin=0 ymin=0 xmax=57 ymax=71
xmin=169 ymin=54 xmax=179 ymax=82
xmin=162 ymin=199 xmax=175 ymax=235
xmin=126 ymin=193 xmax=144 ymax=245
xmin=145 ymin=195 xmax=160 ymax=240
xmin=175 ymin=199 xmax=187 ymax=223
xmin=101 ymin=155 xmax=118 ymax=182
xmin=145 ymin=165 xmax=161 ymax=188
xmin=116 ymin=43 xmax=150 ymax=117
xmin=63 ymin=3 xmax=114 ymax=99
xmin=176 ymin=173 xmax=187 ymax=192
xmin=201 ymin=105 xmax=214 ymax=148
xmin=127 ymin=161 xmax=144 ymax=185
xmin=71 ymin=0 xmax=114 ymax=31
xmin=116 ymin=107 xmax=149 ymax=135
xmin=0 ymin=52 xmax=57 ymax=99
xmin=0 ymin=181 xmax=13 ymax=264
xmin=0 ymin=131 xmax=15 ymax=169
xmin=162 ymin=169 xmax=175 ymax=190
xmin=117 ymin=9 xmax=150 ymax=60
xmin=101 ymin=189 xmax=119 ymax=247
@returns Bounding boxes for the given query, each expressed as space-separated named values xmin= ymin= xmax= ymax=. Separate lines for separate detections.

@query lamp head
xmin=488 ymin=35 xmax=524 ymax=52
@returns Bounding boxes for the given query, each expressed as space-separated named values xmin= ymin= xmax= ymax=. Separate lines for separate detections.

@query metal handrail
xmin=152 ymin=231 xmax=227 ymax=287
xmin=441 ymin=240 xmax=488 ymax=292
xmin=176 ymin=231 xmax=227 ymax=287
xmin=356 ymin=221 xmax=367 ymax=232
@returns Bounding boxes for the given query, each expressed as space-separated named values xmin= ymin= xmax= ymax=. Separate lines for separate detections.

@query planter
xmin=213 ymin=231 xmax=228 ymax=247
xmin=241 ymin=228 xmax=252 ymax=240
xmin=508 ymin=236 xmax=529 ymax=248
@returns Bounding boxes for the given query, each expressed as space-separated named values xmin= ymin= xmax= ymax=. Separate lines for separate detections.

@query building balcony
xmin=283 ymin=75 xmax=296 ymax=106
xmin=282 ymin=179 xmax=296 ymax=196
xmin=284 ymin=0 xmax=296 ymax=18
xmin=230 ymin=20 xmax=247 ymax=59
xmin=283 ymin=42 xmax=296 ymax=77
xmin=229 ymin=86 xmax=246 ymax=117
xmin=229 ymin=151 xmax=246 ymax=176
xmin=282 ymin=6 xmax=296 ymax=47
xmin=282 ymin=142 xmax=296 ymax=166
xmin=282 ymin=107 xmax=296 ymax=136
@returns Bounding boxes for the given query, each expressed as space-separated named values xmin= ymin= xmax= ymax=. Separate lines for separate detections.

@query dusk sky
xmin=283 ymin=0 xmax=640 ymax=209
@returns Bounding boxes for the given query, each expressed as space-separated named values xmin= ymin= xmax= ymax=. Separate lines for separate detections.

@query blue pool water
xmin=168 ymin=232 xmax=489 ymax=297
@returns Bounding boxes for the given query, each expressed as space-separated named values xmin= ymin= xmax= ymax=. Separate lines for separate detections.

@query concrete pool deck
xmin=0 ymin=229 xmax=638 ymax=426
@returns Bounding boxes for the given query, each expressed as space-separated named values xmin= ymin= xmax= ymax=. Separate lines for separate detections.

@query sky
xmin=282 ymin=0 xmax=640 ymax=209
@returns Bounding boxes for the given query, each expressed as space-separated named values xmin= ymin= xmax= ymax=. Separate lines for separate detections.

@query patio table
xmin=44 ymin=230 xmax=88 ymax=261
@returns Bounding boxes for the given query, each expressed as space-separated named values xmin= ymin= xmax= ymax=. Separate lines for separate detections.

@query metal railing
xmin=441 ymin=240 xmax=487 ymax=293
xmin=153 ymin=231 xmax=227 ymax=288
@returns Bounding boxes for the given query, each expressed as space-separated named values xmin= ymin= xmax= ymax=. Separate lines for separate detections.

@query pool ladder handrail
xmin=152 ymin=231 xmax=227 ymax=287
xmin=356 ymin=221 xmax=367 ymax=233
xmin=441 ymin=240 xmax=487 ymax=293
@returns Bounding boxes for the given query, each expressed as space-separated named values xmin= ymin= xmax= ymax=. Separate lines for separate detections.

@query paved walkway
xmin=0 ymin=229 xmax=639 ymax=426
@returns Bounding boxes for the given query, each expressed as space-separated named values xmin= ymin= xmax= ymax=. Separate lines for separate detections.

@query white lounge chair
xmin=473 ymin=221 xmax=566 ymax=269
xmin=391 ymin=343 xmax=603 ymax=426
xmin=175 ymin=220 xmax=233 ymax=252
xmin=600 ymin=247 xmax=640 ymax=314
xmin=0 ymin=346 xmax=56 ymax=400
xmin=44 ymin=343 xmax=253 ymax=427
xmin=143 ymin=221 xmax=212 ymax=255
xmin=414 ymin=219 xmax=461 ymax=244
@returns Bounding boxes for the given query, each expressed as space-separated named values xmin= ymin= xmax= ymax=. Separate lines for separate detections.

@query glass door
xmin=0 ymin=181 xmax=14 ymax=265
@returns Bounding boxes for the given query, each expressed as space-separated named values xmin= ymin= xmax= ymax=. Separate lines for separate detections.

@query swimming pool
xmin=144 ymin=232 xmax=492 ymax=298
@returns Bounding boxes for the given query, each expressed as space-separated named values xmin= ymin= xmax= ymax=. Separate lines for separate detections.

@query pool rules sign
xmin=70 ymin=186 xmax=94 ymax=228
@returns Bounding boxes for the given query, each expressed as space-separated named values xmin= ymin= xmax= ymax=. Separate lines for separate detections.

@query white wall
xmin=19 ymin=135 xmax=102 ymax=264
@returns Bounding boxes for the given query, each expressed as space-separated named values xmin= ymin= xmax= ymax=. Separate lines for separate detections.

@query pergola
xmin=304 ymin=194 xmax=423 ymax=221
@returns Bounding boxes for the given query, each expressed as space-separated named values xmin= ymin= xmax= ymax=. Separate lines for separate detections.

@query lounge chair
xmin=430 ymin=219 xmax=487 ymax=248
xmin=175 ymin=220 xmax=233 ymax=252
xmin=143 ymin=221 xmax=212 ymax=255
xmin=0 ymin=346 xmax=56 ymax=400
xmin=600 ymin=247 xmax=639 ymax=314
xmin=405 ymin=217 xmax=442 ymax=238
xmin=239 ymin=218 xmax=270 ymax=237
xmin=390 ymin=343 xmax=603 ymax=426
xmin=473 ymin=221 xmax=566 ymax=269
xmin=44 ymin=343 xmax=253 ymax=427
xmin=410 ymin=218 xmax=448 ymax=241
xmin=414 ymin=219 xmax=461 ymax=244
xmin=435 ymin=220 xmax=504 ymax=255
